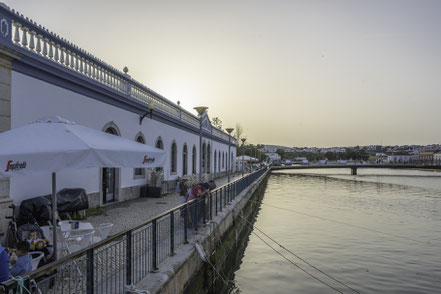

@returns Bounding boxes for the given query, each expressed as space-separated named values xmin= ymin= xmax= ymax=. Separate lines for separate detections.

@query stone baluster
xmin=92 ymin=65 xmax=96 ymax=79
xmin=74 ymin=54 xmax=79 ymax=71
xmin=60 ymin=48 xmax=65 ymax=64
xmin=13 ymin=22 xmax=21 ymax=44
xmin=42 ymin=38 xmax=48 ymax=56
xmin=54 ymin=44 xmax=60 ymax=62
xmin=48 ymin=42 xmax=53 ymax=58
xmin=21 ymin=27 xmax=28 ymax=47
xmin=80 ymin=58 xmax=84 ymax=73
xmin=70 ymin=52 xmax=75 ymax=68
xmin=85 ymin=61 xmax=90 ymax=76
xmin=28 ymin=31 xmax=35 ymax=50
xmin=65 ymin=50 xmax=70 ymax=66
xmin=36 ymin=35 xmax=42 ymax=53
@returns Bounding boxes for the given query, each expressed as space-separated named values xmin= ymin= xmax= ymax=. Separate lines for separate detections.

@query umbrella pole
xmin=52 ymin=172 xmax=57 ymax=260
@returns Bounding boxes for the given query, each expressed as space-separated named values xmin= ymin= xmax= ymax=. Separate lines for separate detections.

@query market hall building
xmin=0 ymin=4 xmax=236 ymax=232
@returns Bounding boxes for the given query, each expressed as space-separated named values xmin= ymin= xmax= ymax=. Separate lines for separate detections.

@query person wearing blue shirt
xmin=10 ymin=241 xmax=32 ymax=277
xmin=0 ymin=246 xmax=10 ymax=283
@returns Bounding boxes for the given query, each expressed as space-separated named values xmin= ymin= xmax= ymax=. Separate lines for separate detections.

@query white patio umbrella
xmin=0 ymin=116 xmax=166 ymax=259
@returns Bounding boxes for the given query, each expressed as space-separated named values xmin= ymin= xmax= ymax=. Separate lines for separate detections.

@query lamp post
xmin=194 ymin=106 xmax=208 ymax=183
xmin=225 ymin=128 xmax=234 ymax=183
xmin=139 ymin=101 xmax=156 ymax=125
xmin=241 ymin=138 xmax=246 ymax=177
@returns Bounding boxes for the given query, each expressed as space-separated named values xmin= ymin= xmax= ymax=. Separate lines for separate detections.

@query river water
xmin=232 ymin=168 xmax=441 ymax=293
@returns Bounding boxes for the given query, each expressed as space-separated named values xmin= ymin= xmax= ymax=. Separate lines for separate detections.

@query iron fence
xmin=0 ymin=168 xmax=267 ymax=294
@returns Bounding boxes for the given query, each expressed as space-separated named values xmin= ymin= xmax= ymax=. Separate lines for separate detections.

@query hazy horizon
xmin=4 ymin=0 xmax=441 ymax=147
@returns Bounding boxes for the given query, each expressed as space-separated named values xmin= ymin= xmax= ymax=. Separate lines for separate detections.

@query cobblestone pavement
xmin=86 ymin=173 xmax=244 ymax=236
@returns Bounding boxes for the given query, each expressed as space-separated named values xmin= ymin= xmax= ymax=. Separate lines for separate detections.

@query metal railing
xmin=0 ymin=168 xmax=267 ymax=294
xmin=0 ymin=4 xmax=236 ymax=146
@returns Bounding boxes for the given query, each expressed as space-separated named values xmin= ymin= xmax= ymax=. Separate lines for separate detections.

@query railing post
xmin=184 ymin=206 xmax=188 ymax=244
xmin=86 ymin=248 xmax=94 ymax=294
xmin=170 ymin=211 xmax=175 ymax=256
xmin=202 ymin=196 xmax=206 ymax=225
xmin=219 ymin=188 xmax=222 ymax=212
xmin=152 ymin=219 xmax=158 ymax=271
xmin=126 ymin=231 xmax=132 ymax=286
xmin=208 ymin=193 xmax=212 ymax=221
xmin=215 ymin=190 xmax=218 ymax=215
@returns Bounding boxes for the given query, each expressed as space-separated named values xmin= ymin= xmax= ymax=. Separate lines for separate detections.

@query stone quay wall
xmin=136 ymin=170 xmax=270 ymax=293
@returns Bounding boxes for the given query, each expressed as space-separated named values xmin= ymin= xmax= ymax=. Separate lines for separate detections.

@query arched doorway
xmin=102 ymin=125 xmax=119 ymax=204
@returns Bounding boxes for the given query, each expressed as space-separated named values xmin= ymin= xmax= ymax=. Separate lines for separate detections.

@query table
xmin=59 ymin=221 xmax=94 ymax=233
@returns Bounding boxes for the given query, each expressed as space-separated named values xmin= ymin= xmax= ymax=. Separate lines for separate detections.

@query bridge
xmin=271 ymin=164 xmax=441 ymax=175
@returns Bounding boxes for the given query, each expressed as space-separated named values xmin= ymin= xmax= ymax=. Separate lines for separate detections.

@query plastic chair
xmin=92 ymin=223 xmax=113 ymax=243
xmin=29 ymin=251 xmax=44 ymax=271
xmin=66 ymin=230 xmax=95 ymax=253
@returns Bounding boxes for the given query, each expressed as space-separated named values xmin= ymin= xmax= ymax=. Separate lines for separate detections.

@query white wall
xmin=10 ymin=71 xmax=232 ymax=204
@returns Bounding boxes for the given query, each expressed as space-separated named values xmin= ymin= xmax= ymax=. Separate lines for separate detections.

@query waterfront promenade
xmin=86 ymin=173 xmax=243 ymax=236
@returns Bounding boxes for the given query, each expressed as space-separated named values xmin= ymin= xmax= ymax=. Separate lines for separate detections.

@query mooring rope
xmin=236 ymin=216 xmax=344 ymax=294
xmin=249 ymin=200 xmax=430 ymax=245
xmin=238 ymin=214 xmax=360 ymax=293
xmin=186 ymin=199 xmax=239 ymax=293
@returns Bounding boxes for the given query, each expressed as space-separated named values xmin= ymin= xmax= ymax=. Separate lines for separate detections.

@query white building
xmin=265 ymin=152 xmax=281 ymax=163
xmin=0 ymin=6 xmax=236 ymax=231
xmin=434 ymin=152 xmax=441 ymax=164
xmin=387 ymin=154 xmax=411 ymax=163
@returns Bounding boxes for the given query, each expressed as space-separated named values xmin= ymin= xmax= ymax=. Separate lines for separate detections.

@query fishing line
xmin=238 ymin=216 xmax=344 ymax=294
xmin=238 ymin=214 xmax=360 ymax=293
xmin=250 ymin=200 xmax=430 ymax=245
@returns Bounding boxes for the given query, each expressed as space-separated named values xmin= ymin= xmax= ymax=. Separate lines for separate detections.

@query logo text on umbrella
xmin=5 ymin=160 xmax=27 ymax=172
xmin=142 ymin=156 xmax=155 ymax=164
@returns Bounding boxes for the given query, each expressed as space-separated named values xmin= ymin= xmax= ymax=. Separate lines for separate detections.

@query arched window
xmin=231 ymin=152 xmax=234 ymax=172
xmin=214 ymin=150 xmax=217 ymax=173
xmin=207 ymin=143 xmax=211 ymax=174
xmin=155 ymin=137 xmax=164 ymax=172
xmin=218 ymin=152 xmax=221 ymax=173
xmin=202 ymin=142 xmax=206 ymax=173
xmin=155 ymin=137 xmax=164 ymax=150
xmin=134 ymin=134 xmax=146 ymax=178
xmin=183 ymin=144 xmax=188 ymax=175
xmin=192 ymin=145 xmax=197 ymax=174
xmin=171 ymin=141 xmax=177 ymax=174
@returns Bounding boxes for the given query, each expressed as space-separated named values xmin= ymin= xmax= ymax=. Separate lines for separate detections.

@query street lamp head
xmin=140 ymin=101 xmax=156 ymax=125
xmin=225 ymin=128 xmax=234 ymax=134
xmin=241 ymin=138 xmax=246 ymax=144
xmin=194 ymin=106 xmax=208 ymax=116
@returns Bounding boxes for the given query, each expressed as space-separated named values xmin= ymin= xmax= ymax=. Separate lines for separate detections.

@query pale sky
xmin=4 ymin=0 xmax=441 ymax=147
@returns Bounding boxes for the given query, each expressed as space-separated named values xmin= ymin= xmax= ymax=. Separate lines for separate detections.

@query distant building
xmin=294 ymin=157 xmax=309 ymax=164
xmin=265 ymin=152 xmax=281 ymax=163
xmin=419 ymin=152 xmax=434 ymax=164
xmin=387 ymin=154 xmax=411 ymax=163
xmin=433 ymin=152 xmax=441 ymax=164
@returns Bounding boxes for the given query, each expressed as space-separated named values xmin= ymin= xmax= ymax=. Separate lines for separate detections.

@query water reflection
xmin=232 ymin=169 xmax=441 ymax=294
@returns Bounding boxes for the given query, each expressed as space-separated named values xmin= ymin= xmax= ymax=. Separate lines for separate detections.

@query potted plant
xmin=147 ymin=169 xmax=162 ymax=198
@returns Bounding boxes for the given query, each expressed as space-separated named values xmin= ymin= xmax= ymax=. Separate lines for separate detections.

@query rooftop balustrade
xmin=0 ymin=4 xmax=235 ymax=145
